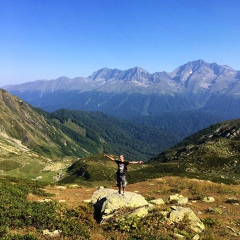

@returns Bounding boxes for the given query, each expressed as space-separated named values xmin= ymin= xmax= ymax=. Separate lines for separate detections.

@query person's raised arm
xmin=104 ymin=154 xmax=115 ymax=161
xmin=129 ymin=160 xmax=144 ymax=164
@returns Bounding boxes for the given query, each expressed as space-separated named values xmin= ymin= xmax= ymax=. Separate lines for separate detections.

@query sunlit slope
xmin=0 ymin=89 xmax=106 ymax=159
xmin=149 ymin=119 xmax=240 ymax=182
xmin=0 ymin=89 xmax=111 ymax=180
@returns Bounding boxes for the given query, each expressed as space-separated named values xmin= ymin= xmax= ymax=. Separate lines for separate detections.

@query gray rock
xmin=43 ymin=229 xmax=61 ymax=237
xmin=168 ymin=206 xmax=205 ymax=233
xmin=91 ymin=188 xmax=149 ymax=221
xmin=150 ymin=198 xmax=165 ymax=205
xmin=203 ymin=196 xmax=215 ymax=203
xmin=168 ymin=194 xmax=188 ymax=205
xmin=192 ymin=234 xmax=200 ymax=240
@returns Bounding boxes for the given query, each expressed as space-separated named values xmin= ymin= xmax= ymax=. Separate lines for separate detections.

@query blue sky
xmin=1 ymin=0 xmax=240 ymax=85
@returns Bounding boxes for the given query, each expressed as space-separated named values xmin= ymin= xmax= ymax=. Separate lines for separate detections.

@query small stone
xmin=43 ymin=229 xmax=61 ymax=237
xmin=38 ymin=198 xmax=52 ymax=203
xmin=173 ymin=233 xmax=185 ymax=239
xmin=192 ymin=234 xmax=200 ymax=240
xmin=203 ymin=197 xmax=215 ymax=202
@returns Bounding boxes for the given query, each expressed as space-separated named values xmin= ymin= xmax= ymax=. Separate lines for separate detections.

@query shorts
xmin=117 ymin=175 xmax=127 ymax=188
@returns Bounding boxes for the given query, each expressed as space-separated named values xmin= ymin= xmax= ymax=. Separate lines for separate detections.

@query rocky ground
xmin=28 ymin=176 xmax=240 ymax=239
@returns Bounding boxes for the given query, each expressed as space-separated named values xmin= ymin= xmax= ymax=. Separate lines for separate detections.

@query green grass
xmin=0 ymin=160 xmax=22 ymax=171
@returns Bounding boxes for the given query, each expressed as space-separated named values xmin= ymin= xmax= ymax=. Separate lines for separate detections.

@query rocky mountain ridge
xmin=4 ymin=60 xmax=239 ymax=94
xmin=3 ymin=60 xmax=240 ymax=120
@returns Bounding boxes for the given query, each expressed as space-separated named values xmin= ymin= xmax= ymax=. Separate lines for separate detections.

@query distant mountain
xmin=132 ymin=110 xmax=223 ymax=139
xmin=148 ymin=118 xmax=240 ymax=182
xmin=3 ymin=60 xmax=240 ymax=122
xmin=3 ymin=59 xmax=240 ymax=144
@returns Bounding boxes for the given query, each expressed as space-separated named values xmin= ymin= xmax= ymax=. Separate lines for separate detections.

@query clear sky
xmin=1 ymin=0 xmax=240 ymax=85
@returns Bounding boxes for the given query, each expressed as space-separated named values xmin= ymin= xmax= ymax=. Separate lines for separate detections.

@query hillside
xmin=0 ymin=89 xmax=112 ymax=181
xmin=52 ymin=109 xmax=181 ymax=160
xmin=148 ymin=118 xmax=240 ymax=182
xmin=0 ymin=89 xmax=181 ymax=181
xmin=57 ymin=118 xmax=240 ymax=186
xmin=1 ymin=88 xmax=240 ymax=184
xmin=0 ymin=89 xmax=110 ymax=159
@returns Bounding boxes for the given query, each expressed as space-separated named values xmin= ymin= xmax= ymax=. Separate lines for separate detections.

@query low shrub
xmin=0 ymin=176 xmax=95 ymax=239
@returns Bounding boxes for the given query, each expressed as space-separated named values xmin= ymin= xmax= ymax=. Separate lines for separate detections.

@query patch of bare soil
xmin=28 ymin=186 xmax=97 ymax=208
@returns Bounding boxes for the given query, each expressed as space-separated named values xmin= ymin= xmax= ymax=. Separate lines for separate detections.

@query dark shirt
xmin=115 ymin=160 xmax=129 ymax=176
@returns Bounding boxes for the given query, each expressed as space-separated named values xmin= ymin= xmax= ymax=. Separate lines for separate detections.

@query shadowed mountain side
xmin=52 ymin=109 xmax=181 ymax=160
xmin=131 ymin=110 xmax=223 ymax=139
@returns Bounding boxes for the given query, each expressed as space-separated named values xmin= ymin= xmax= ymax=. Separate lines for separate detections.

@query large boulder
xmin=91 ymin=188 xmax=149 ymax=222
xmin=168 ymin=206 xmax=205 ymax=233
xmin=91 ymin=189 xmax=205 ymax=234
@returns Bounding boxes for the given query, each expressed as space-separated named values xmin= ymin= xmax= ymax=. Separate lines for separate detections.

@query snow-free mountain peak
xmin=2 ymin=60 xmax=240 ymax=119
xmin=89 ymin=68 xmax=122 ymax=81
xmin=89 ymin=66 xmax=150 ymax=82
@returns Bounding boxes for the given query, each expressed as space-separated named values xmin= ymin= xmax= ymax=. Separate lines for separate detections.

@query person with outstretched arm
xmin=104 ymin=154 xmax=143 ymax=195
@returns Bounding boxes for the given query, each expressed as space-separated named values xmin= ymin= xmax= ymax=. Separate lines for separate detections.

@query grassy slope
xmin=149 ymin=119 xmax=240 ymax=182
xmin=59 ymin=119 xmax=240 ymax=186
xmin=0 ymin=89 xmax=105 ymax=159
xmin=0 ymin=90 xmax=111 ymax=180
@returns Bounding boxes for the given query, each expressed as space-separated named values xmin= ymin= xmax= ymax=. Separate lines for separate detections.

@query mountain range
xmin=3 ymin=59 xmax=240 ymax=121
